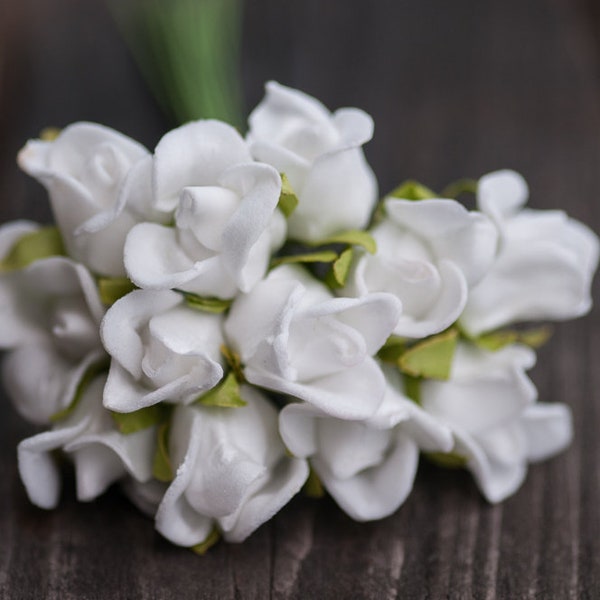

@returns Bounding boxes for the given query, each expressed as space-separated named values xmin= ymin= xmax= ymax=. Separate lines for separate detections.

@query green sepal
xmin=308 ymin=230 xmax=377 ymax=254
xmin=303 ymin=467 xmax=325 ymax=498
xmin=377 ymin=336 xmax=408 ymax=364
xmin=388 ymin=180 xmax=437 ymax=201
xmin=40 ymin=127 xmax=61 ymax=141
xmin=330 ymin=247 xmax=354 ymax=287
xmin=0 ymin=226 xmax=66 ymax=272
xmin=220 ymin=345 xmax=245 ymax=383
xmin=271 ymin=250 xmax=338 ymax=268
xmin=194 ymin=371 xmax=246 ymax=408
xmin=425 ymin=451 xmax=467 ymax=469
xmin=278 ymin=173 xmax=299 ymax=218
xmin=152 ymin=422 xmax=174 ymax=482
xmin=403 ymin=375 xmax=422 ymax=405
xmin=191 ymin=527 xmax=221 ymax=555
xmin=50 ymin=357 xmax=110 ymax=423
xmin=398 ymin=328 xmax=458 ymax=380
xmin=472 ymin=326 xmax=552 ymax=352
xmin=175 ymin=289 xmax=232 ymax=314
xmin=441 ymin=178 xmax=478 ymax=199
xmin=111 ymin=403 xmax=171 ymax=434
xmin=98 ymin=277 xmax=136 ymax=306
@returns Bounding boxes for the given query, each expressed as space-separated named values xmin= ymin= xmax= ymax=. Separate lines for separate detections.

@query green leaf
xmin=425 ymin=451 xmax=467 ymax=469
xmin=303 ymin=467 xmax=325 ymax=498
xmin=220 ymin=345 xmax=245 ymax=383
xmin=0 ymin=226 xmax=66 ymax=272
xmin=388 ymin=180 xmax=437 ymax=201
xmin=403 ymin=375 xmax=421 ymax=405
xmin=472 ymin=326 xmax=552 ymax=352
xmin=152 ymin=422 xmax=174 ymax=482
xmin=278 ymin=173 xmax=299 ymax=218
xmin=194 ymin=372 xmax=246 ymax=408
xmin=331 ymin=247 xmax=354 ymax=287
xmin=50 ymin=357 xmax=110 ymax=423
xmin=309 ymin=230 xmax=377 ymax=254
xmin=398 ymin=328 xmax=458 ymax=380
xmin=191 ymin=527 xmax=221 ymax=555
xmin=175 ymin=289 xmax=232 ymax=314
xmin=441 ymin=178 xmax=478 ymax=199
xmin=271 ymin=250 xmax=338 ymax=268
xmin=377 ymin=336 xmax=408 ymax=364
xmin=39 ymin=127 xmax=61 ymax=141
xmin=98 ymin=277 xmax=137 ymax=305
xmin=111 ymin=404 xmax=171 ymax=434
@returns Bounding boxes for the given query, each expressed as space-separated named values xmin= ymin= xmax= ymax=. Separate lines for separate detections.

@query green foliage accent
xmin=111 ymin=404 xmax=171 ymax=434
xmin=398 ymin=329 xmax=458 ymax=380
xmin=0 ymin=227 xmax=66 ymax=272
xmin=441 ymin=178 xmax=479 ymax=199
xmin=194 ymin=372 xmax=246 ymax=408
xmin=388 ymin=180 xmax=437 ymax=201
xmin=472 ymin=326 xmax=552 ymax=352
xmin=39 ymin=127 xmax=61 ymax=141
xmin=309 ymin=230 xmax=377 ymax=254
xmin=111 ymin=0 xmax=245 ymax=129
xmin=220 ymin=345 xmax=245 ymax=383
xmin=403 ymin=375 xmax=422 ymax=405
xmin=191 ymin=527 xmax=221 ymax=555
xmin=303 ymin=467 xmax=325 ymax=498
xmin=50 ymin=357 xmax=111 ymax=423
xmin=98 ymin=277 xmax=137 ymax=305
xmin=377 ymin=336 xmax=408 ymax=364
xmin=271 ymin=250 xmax=339 ymax=268
xmin=330 ymin=247 xmax=354 ymax=287
xmin=278 ymin=173 xmax=299 ymax=218
xmin=152 ymin=422 xmax=174 ymax=482
xmin=425 ymin=451 xmax=467 ymax=469
xmin=175 ymin=289 xmax=232 ymax=314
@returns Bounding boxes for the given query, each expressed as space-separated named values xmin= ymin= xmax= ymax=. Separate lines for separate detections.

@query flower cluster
xmin=2 ymin=82 xmax=597 ymax=550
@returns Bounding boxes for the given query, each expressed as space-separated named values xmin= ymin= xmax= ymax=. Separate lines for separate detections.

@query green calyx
xmin=303 ymin=467 xmax=325 ymax=498
xmin=388 ymin=180 xmax=437 ymax=201
xmin=467 ymin=326 xmax=552 ymax=352
xmin=98 ymin=277 xmax=137 ymax=305
xmin=191 ymin=527 xmax=221 ymax=555
xmin=194 ymin=371 xmax=246 ymax=408
xmin=111 ymin=403 xmax=172 ymax=434
xmin=152 ymin=422 xmax=174 ymax=482
xmin=0 ymin=227 xmax=66 ymax=272
xmin=441 ymin=178 xmax=478 ymax=199
xmin=278 ymin=173 xmax=299 ymax=218
xmin=175 ymin=289 xmax=232 ymax=314
xmin=424 ymin=451 xmax=467 ymax=469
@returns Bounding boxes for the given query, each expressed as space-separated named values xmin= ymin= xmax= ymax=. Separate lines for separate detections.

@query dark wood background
xmin=1 ymin=0 xmax=600 ymax=597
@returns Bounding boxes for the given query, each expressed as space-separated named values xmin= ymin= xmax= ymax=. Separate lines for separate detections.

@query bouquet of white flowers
xmin=1 ymin=82 xmax=597 ymax=552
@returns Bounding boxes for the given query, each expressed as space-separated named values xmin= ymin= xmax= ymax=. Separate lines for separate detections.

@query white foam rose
xmin=155 ymin=385 xmax=308 ymax=545
xmin=17 ymin=123 xmax=148 ymax=276
xmin=279 ymin=364 xmax=453 ymax=521
xmin=343 ymin=198 xmax=497 ymax=338
xmin=101 ymin=289 xmax=224 ymax=413
xmin=420 ymin=342 xmax=572 ymax=503
xmin=0 ymin=223 xmax=105 ymax=424
xmin=224 ymin=265 xmax=401 ymax=421
xmin=124 ymin=120 xmax=286 ymax=299
xmin=18 ymin=374 xmax=156 ymax=510
xmin=460 ymin=170 xmax=600 ymax=335
xmin=247 ymin=81 xmax=377 ymax=242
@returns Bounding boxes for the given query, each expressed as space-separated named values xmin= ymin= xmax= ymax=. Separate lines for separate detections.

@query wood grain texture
xmin=1 ymin=0 xmax=600 ymax=597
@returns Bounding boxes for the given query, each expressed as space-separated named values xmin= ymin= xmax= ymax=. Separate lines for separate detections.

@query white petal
xmin=477 ymin=170 xmax=529 ymax=223
xmin=314 ymin=433 xmax=419 ymax=521
xmin=522 ymin=403 xmax=573 ymax=462
xmin=0 ymin=220 xmax=40 ymax=256
xmin=153 ymin=120 xmax=251 ymax=213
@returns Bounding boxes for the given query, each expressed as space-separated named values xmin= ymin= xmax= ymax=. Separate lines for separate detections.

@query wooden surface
xmin=1 ymin=0 xmax=600 ymax=597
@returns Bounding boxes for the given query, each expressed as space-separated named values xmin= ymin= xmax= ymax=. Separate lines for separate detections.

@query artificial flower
xmin=343 ymin=197 xmax=497 ymax=338
xmin=419 ymin=342 xmax=572 ymax=502
xmin=155 ymin=384 xmax=308 ymax=545
xmin=18 ymin=374 xmax=155 ymax=509
xmin=124 ymin=120 xmax=286 ymax=299
xmin=224 ymin=265 xmax=401 ymax=420
xmin=101 ymin=289 xmax=224 ymax=413
xmin=17 ymin=123 xmax=148 ymax=276
xmin=460 ymin=170 xmax=600 ymax=335
xmin=279 ymin=364 xmax=453 ymax=521
xmin=248 ymin=81 xmax=377 ymax=242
